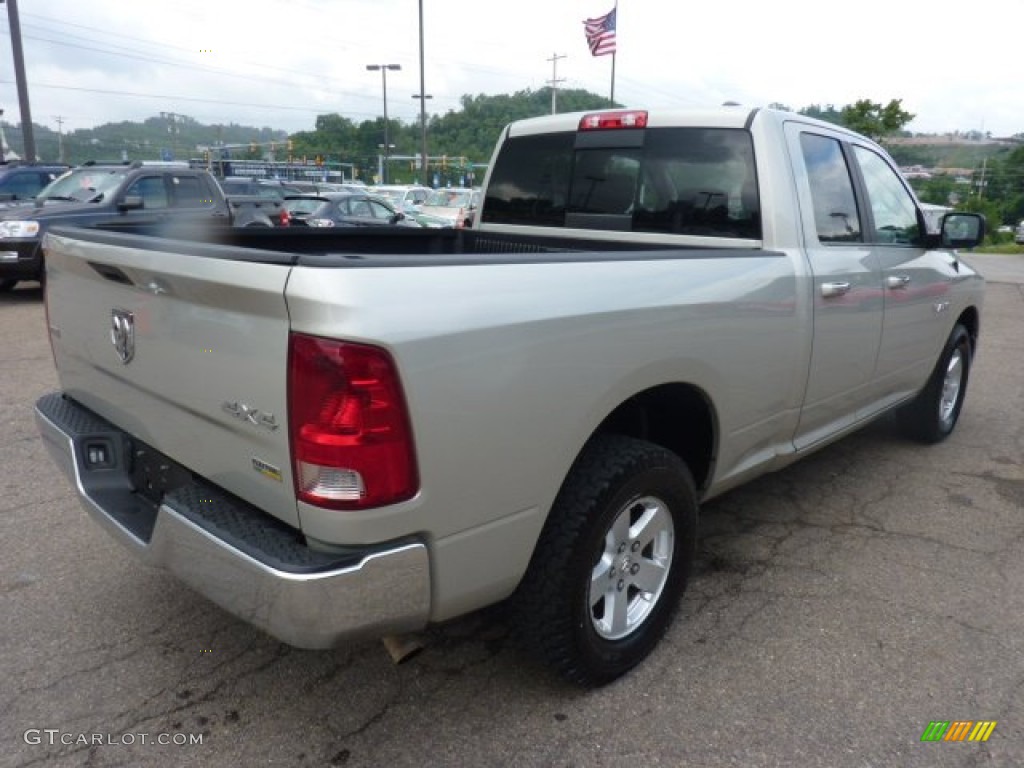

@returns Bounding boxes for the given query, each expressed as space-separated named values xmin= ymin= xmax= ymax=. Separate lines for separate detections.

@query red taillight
xmin=578 ymin=110 xmax=649 ymax=131
xmin=279 ymin=208 xmax=290 ymax=227
xmin=287 ymin=334 xmax=418 ymax=510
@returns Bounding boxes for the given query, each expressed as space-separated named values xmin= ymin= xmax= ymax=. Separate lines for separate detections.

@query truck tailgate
xmin=41 ymin=231 xmax=300 ymax=528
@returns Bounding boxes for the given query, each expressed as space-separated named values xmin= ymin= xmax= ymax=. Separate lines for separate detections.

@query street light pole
xmin=417 ymin=0 xmax=428 ymax=182
xmin=366 ymin=63 xmax=401 ymax=184
xmin=412 ymin=94 xmax=432 ymax=182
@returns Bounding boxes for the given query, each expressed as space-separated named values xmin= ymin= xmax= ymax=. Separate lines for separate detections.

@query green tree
xmin=798 ymin=103 xmax=844 ymax=126
xmin=998 ymin=144 xmax=1024 ymax=224
xmin=840 ymin=99 xmax=915 ymax=142
xmin=911 ymin=174 xmax=960 ymax=207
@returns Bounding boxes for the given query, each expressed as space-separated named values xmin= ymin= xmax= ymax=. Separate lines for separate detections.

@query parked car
xmin=219 ymin=176 xmax=293 ymax=199
xmin=417 ymin=187 xmax=481 ymax=228
xmin=256 ymin=179 xmax=306 ymax=196
xmin=1015 ymin=220 xmax=1024 ymax=245
xmin=370 ymin=184 xmax=432 ymax=214
xmin=0 ymin=162 xmax=70 ymax=203
xmin=282 ymin=192 xmax=419 ymax=227
xmin=0 ymin=161 xmax=283 ymax=290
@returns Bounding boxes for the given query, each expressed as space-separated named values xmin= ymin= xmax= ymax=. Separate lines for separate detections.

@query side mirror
xmin=940 ymin=212 xmax=985 ymax=249
xmin=389 ymin=212 xmax=405 ymax=224
xmin=118 ymin=195 xmax=144 ymax=212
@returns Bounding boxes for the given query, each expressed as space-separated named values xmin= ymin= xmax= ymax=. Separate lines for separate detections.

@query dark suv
xmin=0 ymin=163 xmax=69 ymax=202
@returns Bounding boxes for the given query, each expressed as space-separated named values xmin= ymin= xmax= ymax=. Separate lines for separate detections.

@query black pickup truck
xmin=0 ymin=161 xmax=285 ymax=290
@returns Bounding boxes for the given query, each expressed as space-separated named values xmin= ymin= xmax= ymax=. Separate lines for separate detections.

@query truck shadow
xmin=0 ymin=282 xmax=43 ymax=303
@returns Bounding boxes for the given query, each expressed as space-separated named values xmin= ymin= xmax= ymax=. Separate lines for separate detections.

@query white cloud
xmin=0 ymin=0 xmax=1020 ymax=139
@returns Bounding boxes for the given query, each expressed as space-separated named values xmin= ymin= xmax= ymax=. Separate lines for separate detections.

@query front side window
xmin=852 ymin=146 xmax=920 ymax=245
xmin=124 ymin=176 xmax=168 ymax=209
xmin=800 ymin=133 xmax=861 ymax=243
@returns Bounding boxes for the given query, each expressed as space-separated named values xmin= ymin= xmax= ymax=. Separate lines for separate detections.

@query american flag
xmin=583 ymin=7 xmax=617 ymax=57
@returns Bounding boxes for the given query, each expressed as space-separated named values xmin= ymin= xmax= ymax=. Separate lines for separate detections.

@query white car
xmin=1015 ymin=220 xmax=1024 ymax=245
xmin=369 ymin=185 xmax=432 ymax=214
xmin=417 ymin=187 xmax=481 ymax=228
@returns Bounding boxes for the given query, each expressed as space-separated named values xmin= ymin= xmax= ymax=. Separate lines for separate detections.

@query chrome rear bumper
xmin=35 ymin=392 xmax=431 ymax=649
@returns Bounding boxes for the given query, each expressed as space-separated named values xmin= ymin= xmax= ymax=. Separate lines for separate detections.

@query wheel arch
xmin=956 ymin=305 xmax=980 ymax=357
xmin=585 ymin=382 xmax=718 ymax=496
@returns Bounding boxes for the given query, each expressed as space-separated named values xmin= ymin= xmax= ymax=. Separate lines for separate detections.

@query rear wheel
xmin=900 ymin=323 xmax=972 ymax=443
xmin=512 ymin=434 xmax=698 ymax=686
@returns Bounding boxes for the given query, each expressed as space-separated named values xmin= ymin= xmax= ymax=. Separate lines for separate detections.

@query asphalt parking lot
xmin=2 ymin=254 xmax=1022 ymax=768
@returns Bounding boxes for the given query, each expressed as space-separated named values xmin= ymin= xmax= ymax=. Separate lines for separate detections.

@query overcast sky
xmin=1 ymin=0 xmax=1020 ymax=141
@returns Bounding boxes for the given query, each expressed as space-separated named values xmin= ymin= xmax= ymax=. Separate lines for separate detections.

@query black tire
xmin=900 ymin=323 xmax=972 ymax=443
xmin=0 ymin=279 xmax=17 ymax=292
xmin=512 ymin=434 xmax=698 ymax=686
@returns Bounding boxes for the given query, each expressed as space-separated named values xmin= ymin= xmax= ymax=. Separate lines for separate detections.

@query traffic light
xmin=441 ymin=155 xmax=447 ymax=170
xmin=249 ymin=142 xmax=257 ymax=153
xmin=288 ymin=139 xmax=294 ymax=152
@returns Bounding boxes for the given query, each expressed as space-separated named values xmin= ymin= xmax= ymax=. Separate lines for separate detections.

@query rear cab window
xmin=483 ymin=121 xmax=761 ymax=239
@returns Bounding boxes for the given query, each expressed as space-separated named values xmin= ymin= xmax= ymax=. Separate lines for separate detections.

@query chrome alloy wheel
xmin=939 ymin=347 xmax=965 ymax=426
xmin=589 ymin=495 xmax=675 ymax=640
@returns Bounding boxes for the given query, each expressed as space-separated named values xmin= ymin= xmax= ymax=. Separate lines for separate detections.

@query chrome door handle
xmin=821 ymin=281 xmax=852 ymax=298
xmin=886 ymin=275 xmax=911 ymax=289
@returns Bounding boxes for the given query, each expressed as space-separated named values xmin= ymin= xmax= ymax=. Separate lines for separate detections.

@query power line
xmin=0 ymin=79 xmax=380 ymax=119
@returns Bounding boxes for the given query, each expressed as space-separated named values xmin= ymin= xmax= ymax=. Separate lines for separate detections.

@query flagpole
xmin=610 ymin=2 xmax=618 ymax=106
xmin=610 ymin=52 xmax=616 ymax=106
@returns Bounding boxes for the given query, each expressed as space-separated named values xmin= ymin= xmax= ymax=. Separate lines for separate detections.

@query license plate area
xmin=129 ymin=440 xmax=193 ymax=507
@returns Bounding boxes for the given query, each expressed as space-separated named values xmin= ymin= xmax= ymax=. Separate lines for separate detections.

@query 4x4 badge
xmin=110 ymin=308 xmax=135 ymax=364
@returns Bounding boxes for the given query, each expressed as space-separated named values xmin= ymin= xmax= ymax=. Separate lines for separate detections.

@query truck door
xmin=786 ymin=125 xmax=884 ymax=450
xmin=846 ymin=144 xmax=959 ymax=411
xmin=168 ymin=172 xmax=228 ymax=224
xmin=102 ymin=174 xmax=172 ymax=231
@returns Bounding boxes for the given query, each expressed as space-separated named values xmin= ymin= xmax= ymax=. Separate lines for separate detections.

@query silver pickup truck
xmin=34 ymin=107 xmax=985 ymax=686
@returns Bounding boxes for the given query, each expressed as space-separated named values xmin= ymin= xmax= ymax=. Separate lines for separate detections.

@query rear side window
xmin=799 ymin=133 xmax=862 ymax=243
xmin=483 ymin=127 xmax=760 ymax=238
xmin=171 ymin=175 xmax=212 ymax=207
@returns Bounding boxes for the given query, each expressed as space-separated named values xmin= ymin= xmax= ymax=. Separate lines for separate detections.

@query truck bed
xmin=51 ymin=223 xmax=767 ymax=267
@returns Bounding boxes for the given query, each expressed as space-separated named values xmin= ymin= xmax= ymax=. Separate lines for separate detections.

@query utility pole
xmin=3 ymin=0 xmax=36 ymax=161
xmin=366 ymin=64 xmax=401 ymax=184
xmin=546 ymin=53 xmax=567 ymax=115
xmin=417 ymin=0 xmax=429 ymax=182
xmin=54 ymin=115 xmax=64 ymax=163
xmin=160 ymin=111 xmax=185 ymax=161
